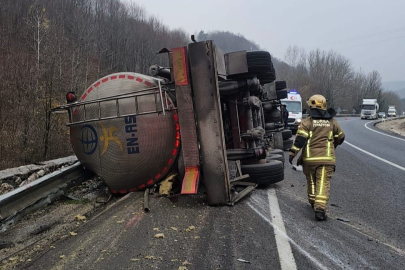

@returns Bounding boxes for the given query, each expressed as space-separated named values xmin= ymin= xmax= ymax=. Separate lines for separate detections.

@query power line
xmin=343 ymin=34 xmax=405 ymax=49
xmin=323 ymin=26 xmax=405 ymax=47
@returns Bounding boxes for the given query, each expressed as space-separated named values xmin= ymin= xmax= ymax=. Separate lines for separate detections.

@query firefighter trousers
xmin=303 ymin=164 xmax=334 ymax=211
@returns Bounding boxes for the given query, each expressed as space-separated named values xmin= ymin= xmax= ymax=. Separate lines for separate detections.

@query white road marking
xmin=364 ymin=121 xmax=405 ymax=142
xmin=248 ymin=197 xmax=329 ymax=270
xmin=345 ymin=141 xmax=405 ymax=172
xmin=267 ymin=189 xmax=297 ymax=270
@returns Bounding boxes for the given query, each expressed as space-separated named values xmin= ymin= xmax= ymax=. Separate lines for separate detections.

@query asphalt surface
xmin=17 ymin=117 xmax=405 ymax=269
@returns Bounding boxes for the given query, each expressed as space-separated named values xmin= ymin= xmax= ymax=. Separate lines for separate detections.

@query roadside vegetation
xmin=0 ymin=0 xmax=188 ymax=169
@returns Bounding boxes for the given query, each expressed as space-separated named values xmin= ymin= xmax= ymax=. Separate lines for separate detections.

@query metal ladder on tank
xmin=54 ymin=81 xmax=175 ymax=126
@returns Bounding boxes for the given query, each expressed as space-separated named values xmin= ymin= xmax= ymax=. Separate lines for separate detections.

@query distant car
xmin=378 ymin=112 xmax=386 ymax=118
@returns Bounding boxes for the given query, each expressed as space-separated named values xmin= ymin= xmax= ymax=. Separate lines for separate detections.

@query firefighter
xmin=288 ymin=94 xmax=345 ymax=221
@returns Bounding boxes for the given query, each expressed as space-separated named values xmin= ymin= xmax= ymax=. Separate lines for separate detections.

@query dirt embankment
xmin=376 ymin=118 xmax=405 ymax=137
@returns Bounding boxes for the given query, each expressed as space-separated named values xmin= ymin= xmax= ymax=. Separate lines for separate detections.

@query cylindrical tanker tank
xmin=69 ymin=72 xmax=180 ymax=194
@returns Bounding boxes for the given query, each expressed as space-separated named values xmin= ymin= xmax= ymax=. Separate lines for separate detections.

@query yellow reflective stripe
xmin=297 ymin=129 xmax=309 ymax=138
xmin=315 ymin=199 xmax=327 ymax=203
xmin=303 ymin=156 xmax=336 ymax=162
xmin=310 ymin=174 xmax=315 ymax=195
xmin=291 ymin=145 xmax=300 ymax=152
xmin=334 ymin=131 xmax=344 ymax=138
xmin=316 ymin=195 xmax=328 ymax=199
xmin=319 ymin=166 xmax=325 ymax=195
xmin=327 ymin=131 xmax=333 ymax=156
xmin=306 ymin=131 xmax=313 ymax=158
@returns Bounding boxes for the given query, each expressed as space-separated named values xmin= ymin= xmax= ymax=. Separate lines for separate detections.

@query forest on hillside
xmin=0 ymin=0 xmax=188 ymax=169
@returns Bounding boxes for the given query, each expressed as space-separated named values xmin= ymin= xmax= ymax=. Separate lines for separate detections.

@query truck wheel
xmin=283 ymin=138 xmax=293 ymax=151
xmin=281 ymin=129 xmax=292 ymax=140
xmin=241 ymin=160 xmax=284 ymax=186
xmin=274 ymin=131 xmax=284 ymax=150
xmin=275 ymin=81 xmax=287 ymax=91
xmin=276 ymin=89 xmax=288 ymax=100
xmin=268 ymin=149 xmax=285 ymax=163
xmin=265 ymin=108 xmax=282 ymax=122
xmin=269 ymin=149 xmax=284 ymax=155
xmin=266 ymin=154 xmax=284 ymax=164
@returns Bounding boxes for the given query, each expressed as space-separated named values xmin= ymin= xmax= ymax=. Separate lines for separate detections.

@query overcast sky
xmin=124 ymin=0 xmax=405 ymax=83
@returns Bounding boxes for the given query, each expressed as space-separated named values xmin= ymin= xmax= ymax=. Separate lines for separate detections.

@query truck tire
xmin=269 ymin=149 xmax=284 ymax=156
xmin=241 ymin=160 xmax=284 ymax=186
xmin=268 ymin=149 xmax=285 ymax=163
xmin=274 ymin=131 xmax=284 ymax=150
xmin=263 ymin=102 xmax=273 ymax=112
xmin=265 ymin=108 xmax=281 ymax=122
xmin=246 ymin=51 xmax=273 ymax=73
xmin=276 ymin=89 xmax=288 ymax=100
xmin=281 ymin=129 xmax=292 ymax=140
xmin=266 ymin=154 xmax=284 ymax=164
xmin=275 ymin=81 xmax=287 ymax=91
xmin=283 ymin=138 xmax=293 ymax=151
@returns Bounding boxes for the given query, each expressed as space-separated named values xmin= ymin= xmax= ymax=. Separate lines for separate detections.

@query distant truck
xmin=361 ymin=99 xmax=379 ymax=120
xmin=280 ymin=90 xmax=302 ymax=134
xmin=387 ymin=106 xmax=397 ymax=117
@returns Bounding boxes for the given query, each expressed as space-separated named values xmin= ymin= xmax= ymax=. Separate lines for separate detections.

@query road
xmin=12 ymin=117 xmax=405 ymax=270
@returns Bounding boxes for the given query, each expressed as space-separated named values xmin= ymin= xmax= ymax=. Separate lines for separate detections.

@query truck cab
xmin=280 ymin=90 xmax=302 ymax=134
xmin=361 ymin=99 xmax=379 ymax=120
xmin=387 ymin=106 xmax=397 ymax=117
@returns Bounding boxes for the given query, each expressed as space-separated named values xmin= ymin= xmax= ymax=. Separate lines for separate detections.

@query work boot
xmin=315 ymin=210 xmax=327 ymax=221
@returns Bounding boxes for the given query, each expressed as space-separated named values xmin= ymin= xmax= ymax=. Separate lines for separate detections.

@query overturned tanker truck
xmin=54 ymin=40 xmax=289 ymax=205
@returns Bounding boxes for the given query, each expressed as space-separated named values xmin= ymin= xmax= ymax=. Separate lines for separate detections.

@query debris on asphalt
xmin=185 ymin=225 xmax=195 ymax=232
xmin=182 ymin=260 xmax=191 ymax=265
xmin=291 ymin=184 xmax=294 ymax=187
xmin=331 ymin=204 xmax=340 ymax=207
xmin=75 ymin=214 xmax=87 ymax=221
xmin=154 ymin=233 xmax=165 ymax=239
xmin=178 ymin=267 xmax=188 ymax=270
xmin=70 ymin=232 xmax=77 ymax=236
xmin=131 ymin=258 xmax=141 ymax=262
xmin=171 ymin=227 xmax=178 ymax=231
xmin=153 ymin=227 xmax=160 ymax=231
xmin=237 ymin=258 xmax=251 ymax=263
xmin=159 ymin=173 xmax=176 ymax=196
xmin=337 ymin=218 xmax=350 ymax=223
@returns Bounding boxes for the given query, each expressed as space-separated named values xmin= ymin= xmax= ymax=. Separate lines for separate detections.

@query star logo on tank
xmin=99 ymin=123 xmax=123 ymax=155
xmin=79 ymin=125 xmax=98 ymax=155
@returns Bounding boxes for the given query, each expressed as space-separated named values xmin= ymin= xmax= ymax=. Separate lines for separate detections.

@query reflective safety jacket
xmin=289 ymin=116 xmax=345 ymax=165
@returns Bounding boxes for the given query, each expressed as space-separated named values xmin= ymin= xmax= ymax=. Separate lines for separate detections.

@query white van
xmin=280 ymin=90 xmax=302 ymax=134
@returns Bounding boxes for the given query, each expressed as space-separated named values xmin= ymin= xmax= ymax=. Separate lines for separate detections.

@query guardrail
xmin=0 ymin=162 xmax=93 ymax=232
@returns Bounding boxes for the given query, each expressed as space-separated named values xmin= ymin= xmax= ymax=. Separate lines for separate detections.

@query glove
xmin=289 ymin=155 xmax=294 ymax=165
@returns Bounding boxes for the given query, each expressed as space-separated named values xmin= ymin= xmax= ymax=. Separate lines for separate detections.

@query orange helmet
xmin=307 ymin=94 xmax=327 ymax=110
